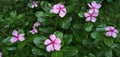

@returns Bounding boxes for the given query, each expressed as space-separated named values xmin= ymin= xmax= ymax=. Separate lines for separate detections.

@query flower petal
xmin=114 ymin=29 xmax=118 ymax=33
xmin=19 ymin=34 xmax=25 ymax=37
xmin=59 ymin=9 xmax=66 ymax=18
xmin=44 ymin=39 xmax=51 ymax=45
xmin=84 ymin=13 xmax=89 ymax=17
xmin=50 ymin=34 xmax=56 ymax=41
xmin=54 ymin=44 xmax=61 ymax=51
xmin=18 ymin=35 xmax=25 ymax=41
xmin=87 ymin=3 xmax=92 ymax=8
xmin=0 ymin=52 xmax=2 ymax=57
xmin=96 ymin=4 xmax=101 ymax=9
xmin=93 ymin=12 xmax=99 ymax=17
xmin=91 ymin=17 xmax=96 ymax=22
xmin=12 ymin=30 xmax=18 ymax=36
xmin=91 ymin=1 xmax=97 ymax=7
xmin=55 ymin=38 xmax=61 ymax=44
xmin=10 ymin=37 xmax=17 ymax=43
xmin=86 ymin=17 xmax=91 ymax=22
xmin=106 ymin=32 xmax=112 ymax=37
xmin=112 ymin=32 xmax=117 ymax=38
xmin=46 ymin=44 xmax=54 ymax=52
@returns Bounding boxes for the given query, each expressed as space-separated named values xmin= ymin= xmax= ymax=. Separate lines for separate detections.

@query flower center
xmin=109 ymin=29 xmax=114 ymax=32
xmin=89 ymin=13 xmax=93 ymax=17
xmin=16 ymin=36 xmax=19 ymax=39
xmin=57 ymin=6 xmax=64 ymax=11
xmin=51 ymin=40 xmax=55 ymax=45
xmin=92 ymin=6 xmax=95 ymax=9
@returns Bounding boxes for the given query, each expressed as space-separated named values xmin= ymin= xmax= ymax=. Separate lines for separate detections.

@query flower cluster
xmin=84 ymin=1 xmax=101 ymax=22
xmin=30 ymin=22 xmax=40 ymax=34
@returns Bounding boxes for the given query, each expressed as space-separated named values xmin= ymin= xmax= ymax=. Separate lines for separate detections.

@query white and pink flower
xmin=50 ymin=3 xmax=67 ymax=18
xmin=33 ymin=22 xmax=40 ymax=28
xmin=84 ymin=10 xmax=98 ymax=22
xmin=10 ymin=30 xmax=25 ymax=43
xmin=44 ymin=34 xmax=61 ymax=52
xmin=31 ymin=1 xmax=38 ymax=8
xmin=88 ymin=1 xmax=101 ymax=13
xmin=30 ymin=28 xmax=38 ymax=34
xmin=105 ymin=26 xmax=118 ymax=38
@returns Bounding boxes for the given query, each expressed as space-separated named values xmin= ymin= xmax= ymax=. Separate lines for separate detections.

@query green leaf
xmin=41 ymin=1 xmax=50 ymax=12
xmin=18 ymin=42 xmax=26 ymax=49
xmin=66 ymin=4 xmax=76 ymax=13
xmin=61 ymin=46 xmax=78 ymax=56
xmin=35 ymin=11 xmax=45 ymax=17
xmin=84 ymin=23 xmax=94 ymax=32
xmin=63 ymin=34 xmax=73 ymax=45
xmin=91 ymin=31 xmax=99 ymax=39
xmin=61 ymin=17 xmax=72 ymax=29
xmin=32 ymin=48 xmax=46 ymax=56
xmin=51 ymin=51 xmax=63 ymax=57
xmin=33 ymin=36 xmax=47 ymax=48
xmin=78 ymin=12 xmax=84 ymax=18
xmin=6 ymin=46 xmax=16 ymax=51
xmin=88 ymin=53 xmax=96 ymax=57
xmin=107 ymin=0 xmax=112 ymax=2
xmin=54 ymin=31 xmax=63 ymax=40
xmin=105 ymin=48 xmax=112 ymax=57
xmin=2 ymin=37 xmax=12 ymax=45
xmin=104 ymin=38 xmax=114 ymax=47
xmin=39 ymin=27 xmax=54 ymax=33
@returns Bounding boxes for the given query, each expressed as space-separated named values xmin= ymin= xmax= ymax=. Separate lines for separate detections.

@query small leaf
xmin=54 ymin=31 xmax=63 ymax=40
xmin=18 ymin=42 xmax=26 ymax=49
xmin=35 ymin=11 xmax=45 ymax=17
xmin=3 ymin=37 xmax=12 ymax=45
xmin=63 ymin=34 xmax=73 ymax=45
xmin=32 ymin=48 xmax=46 ymax=56
xmin=104 ymin=38 xmax=114 ymax=47
xmin=84 ymin=23 xmax=94 ymax=32
xmin=61 ymin=46 xmax=78 ymax=56
xmin=51 ymin=51 xmax=63 ymax=57
xmin=61 ymin=17 xmax=72 ymax=29
xmin=39 ymin=27 xmax=54 ymax=33
xmin=33 ymin=36 xmax=47 ymax=48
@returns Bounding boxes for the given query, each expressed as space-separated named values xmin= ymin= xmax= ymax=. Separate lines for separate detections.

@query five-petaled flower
xmin=0 ymin=52 xmax=2 ymax=57
xmin=33 ymin=22 xmax=40 ymax=28
xmin=31 ymin=1 xmax=38 ymax=8
xmin=105 ymin=26 xmax=118 ymax=38
xmin=88 ymin=1 xmax=101 ymax=13
xmin=50 ymin=3 xmax=66 ymax=18
xmin=84 ymin=10 xmax=98 ymax=22
xmin=30 ymin=28 xmax=38 ymax=34
xmin=44 ymin=34 xmax=61 ymax=52
xmin=10 ymin=30 xmax=25 ymax=43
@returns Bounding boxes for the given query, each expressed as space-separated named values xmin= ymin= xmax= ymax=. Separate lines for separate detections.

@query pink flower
xmin=84 ymin=10 xmax=98 ymax=22
xmin=50 ymin=3 xmax=66 ymax=18
xmin=10 ymin=30 xmax=25 ymax=43
xmin=31 ymin=1 xmax=38 ymax=8
xmin=33 ymin=22 xmax=40 ymax=28
xmin=105 ymin=26 xmax=118 ymax=38
xmin=0 ymin=52 xmax=2 ymax=57
xmin=44 ymin=34 xmax=61 ymax=52
xmin=30 ymin=28 xmax=38 ymax=34
xmin=88 ymin=1 xmax=101 ymax=13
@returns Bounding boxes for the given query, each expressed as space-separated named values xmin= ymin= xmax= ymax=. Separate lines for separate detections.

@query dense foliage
xmin=0 ymin=0 xmax=120 ymax=57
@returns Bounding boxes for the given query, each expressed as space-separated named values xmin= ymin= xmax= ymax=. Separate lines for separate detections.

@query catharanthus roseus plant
xmin=0 ymin=0 xmax=120 ymax=57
